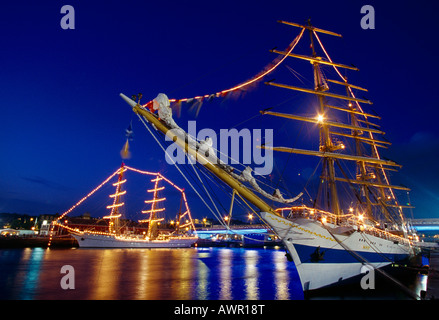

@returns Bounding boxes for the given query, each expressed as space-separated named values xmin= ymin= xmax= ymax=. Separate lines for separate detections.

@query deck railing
xmin=276 ymin=206 xmax=412 ymax=246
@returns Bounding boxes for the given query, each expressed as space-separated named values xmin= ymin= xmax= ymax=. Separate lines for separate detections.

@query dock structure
xmin=426 ymin=252 xmax=439 ymax=299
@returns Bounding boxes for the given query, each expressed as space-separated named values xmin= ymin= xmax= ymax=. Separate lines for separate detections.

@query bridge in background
xmin=197 ymin=220 xmax=439 ymax=233
xmin=409 ymin=219 xmax=439 ymax=231
xmin=196 ymin=224 xmax=270 ymax=239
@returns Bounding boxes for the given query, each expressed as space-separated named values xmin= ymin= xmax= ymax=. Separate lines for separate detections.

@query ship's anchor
xmin=310 ymin=246 xmax=325 ymax=262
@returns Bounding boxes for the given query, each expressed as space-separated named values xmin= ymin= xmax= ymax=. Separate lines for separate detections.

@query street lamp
xmin=224 ymin=216 xmax=230 ymax=227
xmin=248 ymin=213 xmax=253 ymax=224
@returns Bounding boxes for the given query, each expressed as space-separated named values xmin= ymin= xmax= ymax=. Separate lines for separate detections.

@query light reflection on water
xmin=0 ymin=247 xmax=304 ymax=300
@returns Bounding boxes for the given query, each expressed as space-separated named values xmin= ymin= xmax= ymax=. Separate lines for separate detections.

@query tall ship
xmin=120 ymin=20 xmax=420 ymax=291
xmin=52 ymin=163 xmax=198 ymax=248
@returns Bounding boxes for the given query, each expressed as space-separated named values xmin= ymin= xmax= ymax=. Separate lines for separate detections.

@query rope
xmin=187 ymin=155 xmax=227 ymax=225
xmin=184 ymin=145 xmax=275 ymax=243
xmin=135 ymin=113 xmax=228 ymax=229
xmin=137 ymin=111 xmax=276 ymax=243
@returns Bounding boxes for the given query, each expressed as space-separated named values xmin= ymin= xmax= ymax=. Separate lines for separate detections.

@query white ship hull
xmin=71 ymin=232 xmax=198 ymax=248
xmin=261 ymin=212 xmax=415 ymax=291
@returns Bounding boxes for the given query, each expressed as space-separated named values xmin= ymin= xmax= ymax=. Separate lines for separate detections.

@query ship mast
xmin=347 ymin=92 xmax=373 ymax=217
xmin=260 ymin=20 xmax=412 ymax=224
xmin=140 ymin=175 xmax=166 ymax=239
xmin=103 ymin=162 xmax=126 ymax=234
xmin=307 ymin=19 xmax=340 ymax=215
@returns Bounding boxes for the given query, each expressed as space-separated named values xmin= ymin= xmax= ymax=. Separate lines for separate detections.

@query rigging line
xmin=301 ymin=158 xmax=323 ymax=209
xmin=303 ymin=187 xmax=314 ymax=204
xmin=198 ymin=164 xmax=249 ymax=212
xmin=184 ymin=140 xmax=273 ymax=240
xmin=365 ymin=185 xmax=400 ymax=226
xmin=188 ymin=152 xmax=270 ymax=241
xmin=312 ymin=31 xmax=346 ymax=82
xmin=197 ymin=160 xmax=269 ymax=238
xmin=333 ymin=158 xmax=364 ymax=206
xmin=134 ymin=123 xmax=215 ymax=200
xmin=176 ymin=155 xmax=211 ymax=200
xmin=273 ymin=121 xmax=305 ymax=192
xmin=199 ymin=167 xmax=270 ymax=242
xmin=285 ymin=64 xmax=308 ymax=85
xmin=135 ymin=113 xmax=230 ymax=230
xmin=234 ymin=191 xmax=266 ymax=225
xmin=187 ymin=153 xmax=229 ymax=227
xmin=229 ymin=113 xmax=262 ymax=130
xmin=230 ymin=191 xmax=274 ymax=242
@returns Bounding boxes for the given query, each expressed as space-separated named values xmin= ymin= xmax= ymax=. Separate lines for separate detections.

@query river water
xmin=0 ymin=247 xmax=426 ymax=300
xmin=0 ymin=247 xmax=304 ymax=300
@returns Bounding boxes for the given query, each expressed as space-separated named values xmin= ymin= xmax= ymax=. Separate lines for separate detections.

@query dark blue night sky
xmin=1 ymin=0 xmax=439 ymax=220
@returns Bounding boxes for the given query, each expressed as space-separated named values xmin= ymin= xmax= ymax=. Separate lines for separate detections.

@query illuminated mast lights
xmin=139 ymin=175 xmax=166 ymax=239
xmin=103 ymin=163 xmax=127 ymax=233
xmin=49 ymin=163 xmax=197 ymax=248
